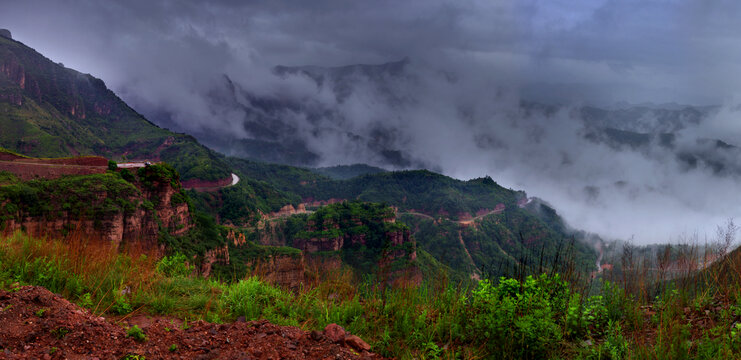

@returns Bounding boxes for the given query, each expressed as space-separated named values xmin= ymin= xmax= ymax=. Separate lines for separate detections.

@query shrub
xmin=222 ymin=276 xmax=287 ymax=321
xmin=126 ymin=325 xmax=147 ymax=342
xmin=567 ymin=295 xmax=608 ymax=338
xmin=470 ymin=274 xmax=566 ymax=359
xmin=111 ymin=291 xmax=133 ymax=315
xmin=155 ymin=253 xmax=192 ymax=278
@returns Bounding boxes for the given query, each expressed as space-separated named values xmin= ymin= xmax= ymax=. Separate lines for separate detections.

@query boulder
xmin=323 ymin=323 xmax=346 ymax=343
xmin=0 ymin=29 xmax=11 ymax=39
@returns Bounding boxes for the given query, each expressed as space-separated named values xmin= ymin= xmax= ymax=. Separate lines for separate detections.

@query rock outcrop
xmin=378 ymin=227 xmax=422 ymax=286
xmin=248 ymin=253 xmax=306 ymax=290
xmin=0 ymin=29 xmax=11 ymax=40
xmin=0 ymin=164 xmax=193 ymax=252
xmin=268 ymin=203 xmax=308 ymax=218
xmin=200 ymin=244 xmax=230 ymax=277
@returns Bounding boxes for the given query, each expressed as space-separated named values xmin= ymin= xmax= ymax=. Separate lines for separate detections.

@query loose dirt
xmin=0 ymin=286 xmax=382 ymax=359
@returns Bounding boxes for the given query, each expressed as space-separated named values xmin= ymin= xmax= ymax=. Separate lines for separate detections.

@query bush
xmin=156 ymin=253 xmax=192 ymax=278
xmin=567 ymin=295 xmax=608 ymax=338
xmin=469 ymin=274 xmax=567 ymax=359
xmin=126 ymin=325 xmax=147 ymax=342
xmin=222 ymin=277 xmax=287 ymax=321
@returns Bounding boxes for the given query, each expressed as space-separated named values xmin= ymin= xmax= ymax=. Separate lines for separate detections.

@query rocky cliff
xmin=0 ymin=163 xmax=193 ymax=252
xmin=277 ymin=201 xmax=420 ymax=284
xmin=378 ymin=227 xmax=422 ymax=286
xmin=248 ymin=254 xmax=306 ymax=290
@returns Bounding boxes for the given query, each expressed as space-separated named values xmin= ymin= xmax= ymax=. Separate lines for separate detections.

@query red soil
xmin=0 ymin=286 xmax=382 ymax=359
xmin=0 ymin=154 xmax=109 ymax=181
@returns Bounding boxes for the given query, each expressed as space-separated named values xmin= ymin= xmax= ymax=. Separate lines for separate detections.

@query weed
xmin=120 ymin=355 xmax=146 ymax=360
xmin=126 ymin=325 xmax=147 ymax=342
xmin=35 ymin=308 xmax=47 ymax=317
xmin=51 ymin=327 xmax=70 ymax=339
xmin=155 ymin=253 xmax=192 ymax=277
xmin=78 ymin=292 xmax=93 ymax=308
xmin=169 ymin=344 xmax=178 ymax=352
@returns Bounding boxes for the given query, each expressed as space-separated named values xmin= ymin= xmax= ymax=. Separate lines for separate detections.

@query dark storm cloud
xmin=2 ymin=0 xmax=741 ymax=243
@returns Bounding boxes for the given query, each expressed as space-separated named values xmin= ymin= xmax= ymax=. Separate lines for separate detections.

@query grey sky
xmin=2 ymin=0 xmax=740 ymax=105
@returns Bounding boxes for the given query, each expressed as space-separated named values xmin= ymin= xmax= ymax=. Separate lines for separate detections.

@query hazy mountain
xmin=0 ymin=35 xmax=231 ymax=181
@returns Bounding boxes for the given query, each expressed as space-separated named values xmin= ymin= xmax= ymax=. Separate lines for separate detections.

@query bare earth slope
xmin=0 ymin=286 xmax=381 ymax=359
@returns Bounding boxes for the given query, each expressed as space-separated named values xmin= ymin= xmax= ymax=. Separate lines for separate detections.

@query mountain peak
xmin=0 ymin=29 xmax=11 ymax=40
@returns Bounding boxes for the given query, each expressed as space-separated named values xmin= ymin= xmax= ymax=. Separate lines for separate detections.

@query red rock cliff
xmin=1 ymin=174 xmax=192 ymax=253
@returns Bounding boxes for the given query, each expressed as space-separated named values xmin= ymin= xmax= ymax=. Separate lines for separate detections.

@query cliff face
xmin=249 ymin=254 xmax=306 ymax=290
xmin=200 ymin=244 xmax=230 ymax=277
xmin=291 ymin=202 xmax=420 ymax=284
xmin=0 ymin=166 xmax=193 ymax=252
xmin=247 ymin=202 xmax=421 ymax=287
xmin=378 ymin=227 xmax=422 ymax=286
xmin=292 ymin=218 xmax=345 ymax=252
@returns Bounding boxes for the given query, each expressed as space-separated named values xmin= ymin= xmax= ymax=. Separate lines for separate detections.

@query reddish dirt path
xmin=400 ymin=207 xmax=504 ymax=225
xmin=456 ymin=208 xmax=505 ymax=226
xmin=0 ymin=286 xmax=382 ymax=359
xmin=458 ymin=230 xmax=481 ymax=280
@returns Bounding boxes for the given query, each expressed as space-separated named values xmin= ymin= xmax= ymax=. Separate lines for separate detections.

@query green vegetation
xmin=126 ymin=325 xmax=147 ymax=342
xmin=221 ymin=158 xmax=597 ymax=280
xmin=231 ymin=157 xmax=517 ymax=219
xmin=137 ymin=162 xmax=181 ymax=190
xmin=311 ymin=164 xmax=386 ymax=180
xmin=0 ymin=170 xmax=19 ymax=185
xmin=51 ymin=327 xmax=70 ymax=339
xmin=188 ymin=176 xmax=299 ymax=226
xmin=257 ymin=201 xmax=420 ymax=277
xmin=0 ymin=165 xmax=198 ymax=240
xmin=0 ymin=172 xmax=140 ymax=227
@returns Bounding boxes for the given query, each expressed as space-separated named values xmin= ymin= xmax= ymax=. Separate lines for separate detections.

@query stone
xmin=323 ymin=323 xmax=346 ymax=343
xmin=0 ymin=29 xmax=11 ymax=39
xmin=344 ymin=335 xmax=371 ymax=352
xmin=310 ymin=330 xmax=324 ymax=341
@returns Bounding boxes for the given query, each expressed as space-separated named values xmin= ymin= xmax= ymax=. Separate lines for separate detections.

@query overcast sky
xmin=3 ymin=0 xmax=741 ymax=244
xmin=2 ymin=0 xmax=740 ymax=105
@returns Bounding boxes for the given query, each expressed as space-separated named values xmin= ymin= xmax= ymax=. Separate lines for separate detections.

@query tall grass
xmin=4 ymin=228 xmax=741 ymax=359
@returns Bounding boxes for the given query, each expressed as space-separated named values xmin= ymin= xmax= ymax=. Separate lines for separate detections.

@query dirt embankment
xmin=0 ymin=286 xmax=382 ymax=359
xmin=0 ymin=153 xmax=109 ymax=181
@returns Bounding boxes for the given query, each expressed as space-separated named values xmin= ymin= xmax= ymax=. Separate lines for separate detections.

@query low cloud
xmin=2 ymin=0 xmax=741 ymax=243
